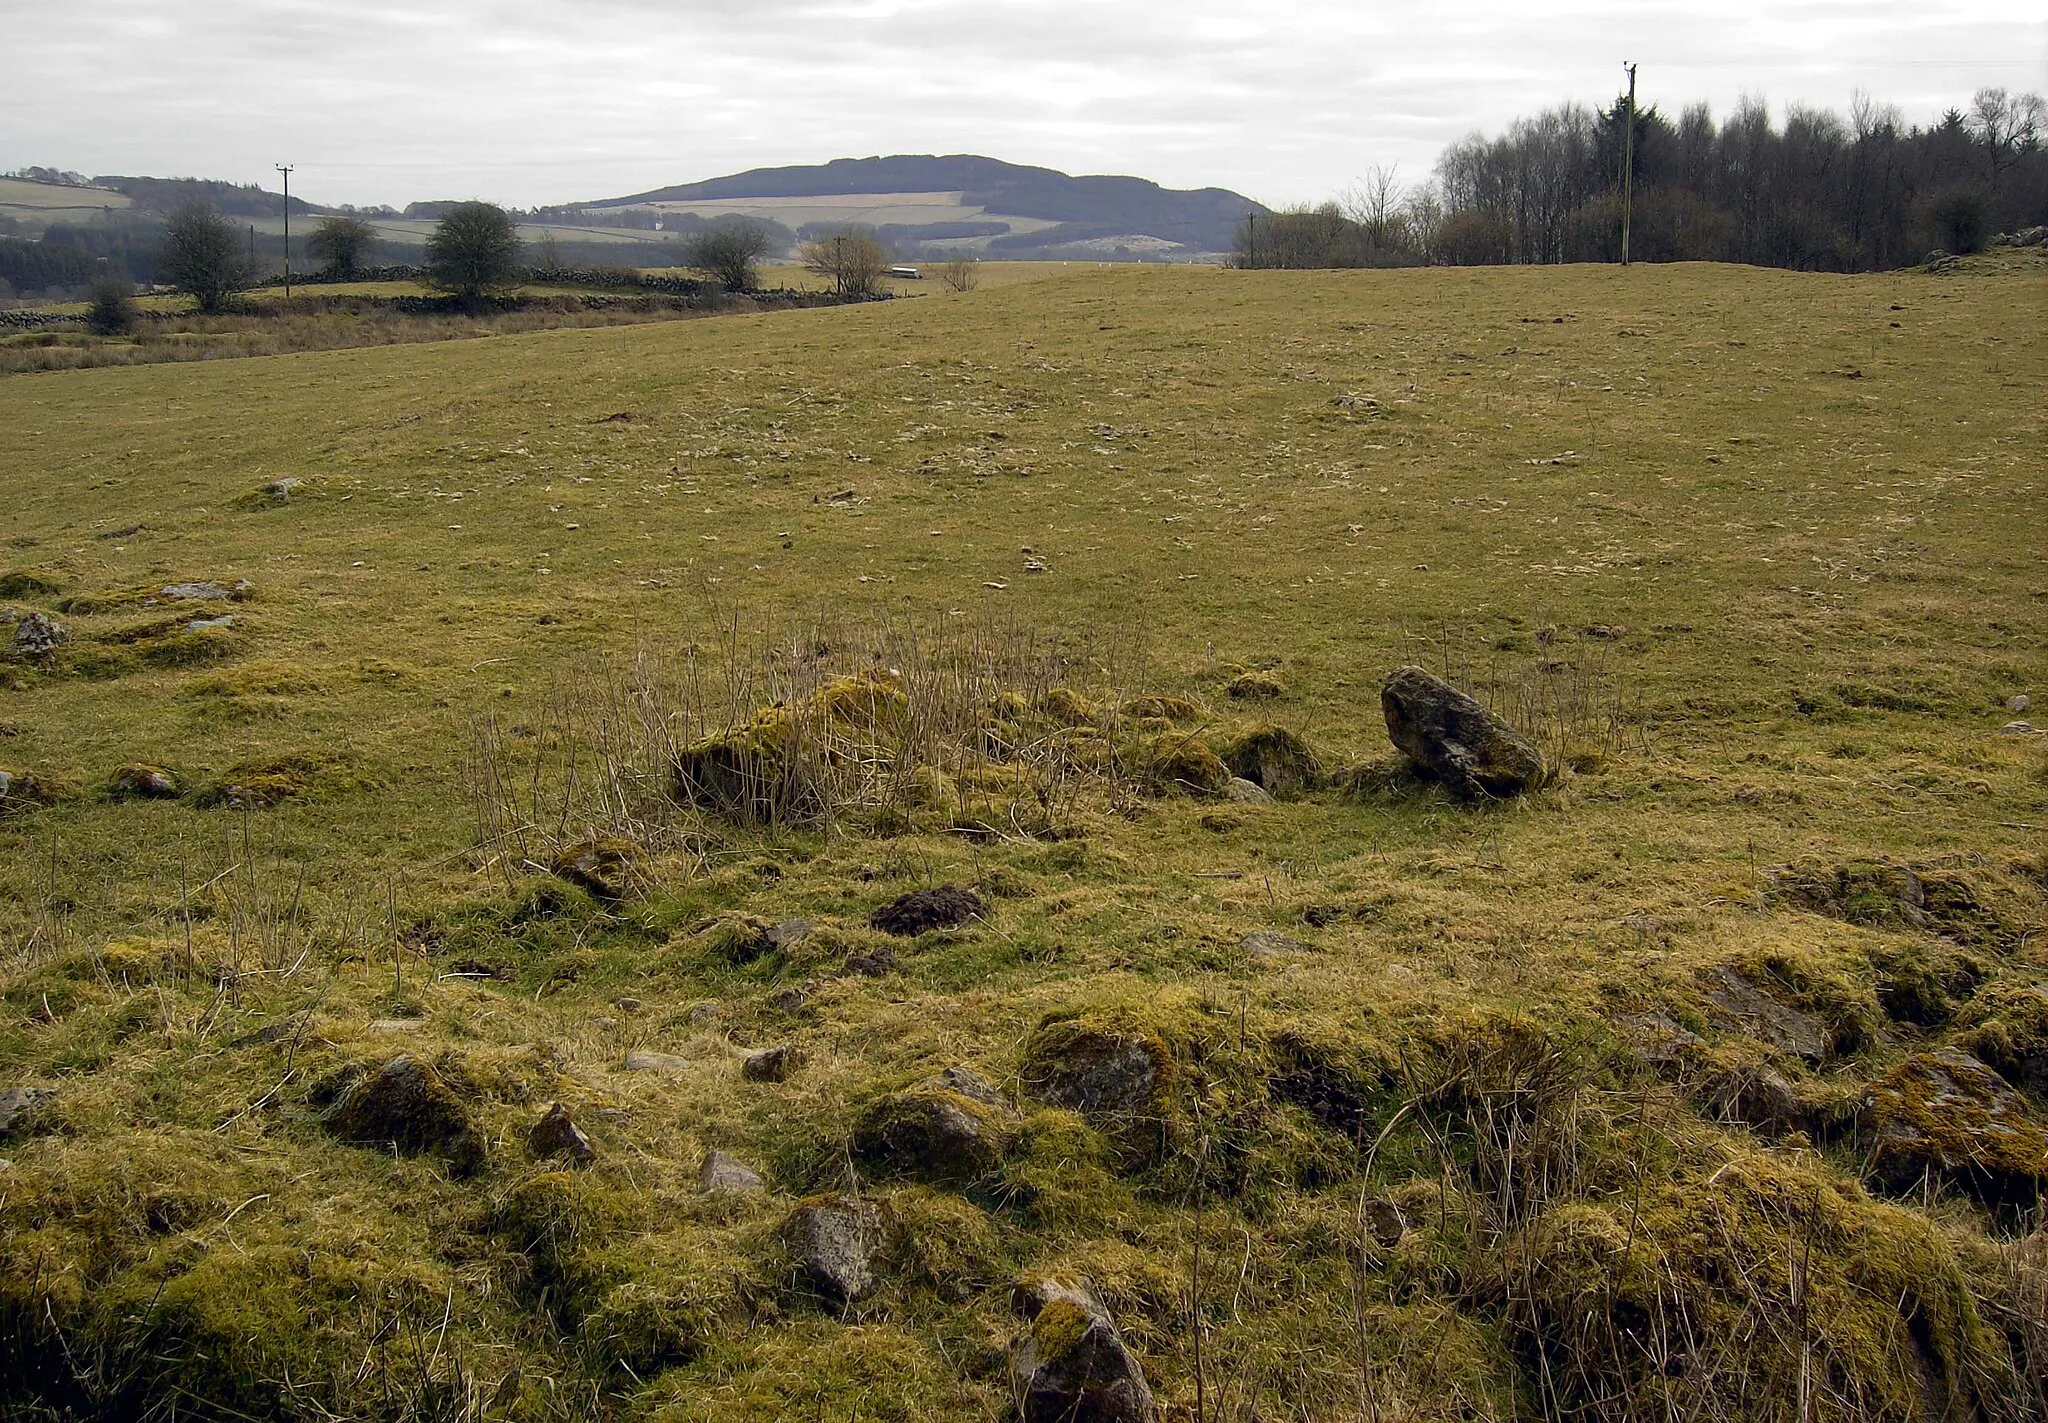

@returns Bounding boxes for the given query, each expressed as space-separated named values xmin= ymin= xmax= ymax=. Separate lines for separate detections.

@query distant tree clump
xmin=307 ymin=215 xmax=378 ymax=277
xmin=424 ymin=201 xmax=522 ymax=307
xmin=85 ymin=275 xmax=138 ymax=335
xmin=158 ymin=201 xmax=246 ymax=313
xmin=799 ymin=225 xmax=887 ymax=298
xmin=684 ymin=221 xmax=775 ymax=292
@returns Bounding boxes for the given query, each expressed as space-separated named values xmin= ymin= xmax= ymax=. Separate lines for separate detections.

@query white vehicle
xmin=887 ymin=265 xmax=922 ymax=280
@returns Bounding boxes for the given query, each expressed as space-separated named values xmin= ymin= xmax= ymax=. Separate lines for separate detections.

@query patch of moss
xmin=1226 ymin=669 xmax=1283 ymax=699
xmin=1136 ymin=730 xmax=1229 ymax=796
xmin=1036 ymin=686 xmax=1100 ymax=726
xmin=0 ymin=569 xmax=64 ymax=598
xmin=1952 ymin=982 xmax=2048 ymax=1099
xmin=1123 ymin=694 xmax=1205 ymax=725
xmin=193 ymin=752 xmax=367 ymax=809
xmin=1222 ymin=724 xmax=1323 ymax=795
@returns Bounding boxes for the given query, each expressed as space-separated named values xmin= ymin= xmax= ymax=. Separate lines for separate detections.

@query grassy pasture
xmin=0 ymin=252 xmax=2043 ymax=1420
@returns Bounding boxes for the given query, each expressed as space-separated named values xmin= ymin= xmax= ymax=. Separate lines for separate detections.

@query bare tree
xmin=1341 ymin=164 xmax=1407 ymax=249
xmin=685 ymin=221 xmax=775 ymax=292
xmin=936 ymin=255 xmax=980 ymax=292
xmin=798 ymin=225 xmax=887 ymax=297
xmin=306 ymin=214 xmax=378 ymax=278
xmin=158 ymin=201 xmax=247 ymax=313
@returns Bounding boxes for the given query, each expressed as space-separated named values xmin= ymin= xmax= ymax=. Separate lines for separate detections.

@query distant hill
xmin=585 ymin=155 xmax=1264 ymax=259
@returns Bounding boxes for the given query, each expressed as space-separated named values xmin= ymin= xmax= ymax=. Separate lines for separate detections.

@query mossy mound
xmin=1122 ymin=695 xmax=1205 ymax=725
xmin=1488 ymin=1155 xmax=2013 ymax=1422
xmin=1952 ymin=982 xmax=2048 ymax=1099
xmin=317 ymin=1054 xmax=487 ymax=1176
xmin=1035 ymin=686 xmax=1100 ymax=726
xmin=1221 ymin=725 xmax=1323 ymax=795
xmin=106 ymin=763 xmax=179 ymax=800
xmin=194 ymin=752 xmax=366 ymax=809
xmin=1868 ymin=1048 xmax=2048 ymax=1209
xmin=1020 ymin=1010 xmax=1177 ymax=1163
xmin=673 ymin=674 xmax=906 ymax=821
xmin=1771 ymin=858 xmax=2019 ymax=947
xmin=851 ymin=1084 xmax=1016 ymax=1182
xmin=0 ymin=767 xmax=72 ymax=813
xmin=1225 ymin=670 xmax=1283 ymax=699
xmin=1135 ymin=731 xmax=1229 ymax=796
xmin=0 ymin=569 xmax=65 ymax=598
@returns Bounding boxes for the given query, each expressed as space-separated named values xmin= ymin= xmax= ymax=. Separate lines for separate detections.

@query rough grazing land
xmin=0 ymin=251 xmax=2043 ymax=1422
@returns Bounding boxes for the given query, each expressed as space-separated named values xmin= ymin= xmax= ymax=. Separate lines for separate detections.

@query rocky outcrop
xmin=785 ymin=1195 xmax=885 ymax=1304
xmin=1868 ymin=1049 xmax=2047 ymax=1208
xmin=1380 ymin=666 xmax=1544 ymax=798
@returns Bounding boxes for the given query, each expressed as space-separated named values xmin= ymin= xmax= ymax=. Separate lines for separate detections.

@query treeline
xmin=1237 ymin=87 xmax=2047 ymax=272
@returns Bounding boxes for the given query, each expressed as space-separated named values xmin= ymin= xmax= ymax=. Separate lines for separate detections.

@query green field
xmin=1 ymin=252 xmax=2044 ymax=1420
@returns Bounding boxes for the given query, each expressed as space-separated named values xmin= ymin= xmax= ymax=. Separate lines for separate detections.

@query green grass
xmin=0 ymin=249 xmax=2043 ymax=1420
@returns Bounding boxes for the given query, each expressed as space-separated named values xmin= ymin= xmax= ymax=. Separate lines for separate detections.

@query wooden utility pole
xmin=276 ymin=165 xmax=294 ymax=298
xmin=1245 ymin=210 xmax=1258 ymax=269
xmin=1620 ymin=63 xmax=1637 ymax=266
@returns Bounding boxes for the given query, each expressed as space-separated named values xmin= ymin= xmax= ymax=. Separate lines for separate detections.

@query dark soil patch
xmin=869 ymin=884 xmax=987 ymax=936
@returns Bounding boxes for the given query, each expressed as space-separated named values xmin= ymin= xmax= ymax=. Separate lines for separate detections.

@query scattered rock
xmin=1226 ymin=670 xmax=1283 ymax=699
xmin=870 ymin=884 xmax=986 ymax=936
xmin=1954 ymin=985 xmax=2048 ymax=1101
xmin=2010 ymin=693 xmax=2032 ymax=714
xmin=786 ymin=1195 xmax=885 ymax=1304
xmin=184 ymin=615 xmax=234 ymax=632
xmin=1868 ymin=1049 xmax=2048 ymax=1208
xmin=321 ymin=1055 xmax=485 ymax=1176
xmin=843 ymin=947 xmax=898 ymax=977
xmin=613 ymin=996 xmax=642 ymax=1014
xmin=1381 ymin=666 xmax=1544 ymax=799
xmin=527 ymin=1103 xmax=596 ymax=1163
xmin=1769 ymin=860 xmax=2006 ymax=945
xmin=1700 ymin=965 xmax=1830 ymax=1064
xmin=0 ymin=1086 xmax=54 ymax=1140
xmin=108 ymin=764 xmax=179 ymax=800
xmin=1241 ymin=930 xmax=1311 ymax=958
xmin=853 ymin=1071 xmax=1018 ymax=1182
xmin=700 ymin=1150 xmax=766 ymax=1195
xmin=1617 ymin=1011 xmax=1706 ymax=1070
xmin=1021 ymin=1017 xmax=1174 ymax=1157
xmin=1359 ymin=1198 xmax=1407 ymax=1250
xmin=623 ymin=1049 xmax=692 ymax=1074
xmin=683 ymin=1002 xmax=721 ymax=1026
xmin=1999 ymin=721 xmax=2039 ymax=736
xmin=9 ymin=612 xmax=67 ymax=658
xmin=1223 ymin=725 xmax=1321 ymax=794
xmin=768 ymin=986 xmax=812 ymax=1015
xmin=766 ymin=919 xmax=814 ymax=951
xmin=367 ymin=1018 xmax=426 ymax=1033
xmin=159 ymin=580 xmax=245 ymax=602
xmin=1222 ymin=777 xmax=1272 ymax=805
xmin=550 ymin=837 xmax=650 ymax=900
xmin=1010 ymin=1277 xmax=1159 ymax=1423
xmin=742 ymin=1046 xmax=796 ymax=1083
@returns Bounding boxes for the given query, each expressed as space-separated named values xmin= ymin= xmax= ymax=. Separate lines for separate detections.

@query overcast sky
xmin=5 ymin=1 xmax=2043 ymax=208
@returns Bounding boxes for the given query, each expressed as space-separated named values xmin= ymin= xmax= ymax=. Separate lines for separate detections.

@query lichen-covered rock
xmin=1241 ymin=930 xmax=1310 ymax=958
xmin=527 ymin=1102 xmax=595 ymax=1163
xmin=1380 ymin=665 xmax=1544 ymax=798
xmin=0 ymin=1086 xmax=54 ymax=1140
xmin=785 ymin=1195 xmax=885 ymax=1303
xmin=1700 ymin=964 xmax=1831 ymax=1065
xmin=321 ymin=1055 xmax=486 ymax=1176
xmin=1954 ymin=984 xmax=2048 ymax=1100
xmin=852 ymin=1072 xmax=1017 ymax=1182
xmin=108 ymin=764 xmax=179 ymax=800
xmin=700 ymin=1150 xmax=765 ymax=1195
xmin=9 ymin=611 xmax=68 ymax=658
xmin=869 ymin=884 xmax=986 ymax=936
xmin=1222 ymin=777 xmax=1272 ymax=805
xmin=1010 ymin=1277 xmax=1158 ymax=1423
xmin=1021 ymin=1016 xmax=1174 ymax=1160
xmin=549 ymin=836 xmax=650 ymax=900
xmin=1222 ymin=725 xmax=1322 ymax=795
xmin=1868 ymin=1048 xmax=2047 ymax=1207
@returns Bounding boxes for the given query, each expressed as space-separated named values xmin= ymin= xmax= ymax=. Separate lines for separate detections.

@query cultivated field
xmin=0 ymin=251 xmax=2043 ymax=1421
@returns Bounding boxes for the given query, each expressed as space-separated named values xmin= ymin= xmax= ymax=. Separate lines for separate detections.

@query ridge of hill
xmin=588 ymin=153 xmax=1264 ymax=256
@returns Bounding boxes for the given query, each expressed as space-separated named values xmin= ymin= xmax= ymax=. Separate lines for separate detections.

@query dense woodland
xmin=1237 ymin=88 xmax=2048 ymax=271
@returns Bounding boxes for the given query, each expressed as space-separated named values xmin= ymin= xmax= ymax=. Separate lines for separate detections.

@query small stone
xmin=184 ymin=615 xmax=234 ymax=632
xmin=1010 ymin=1278 xmax=1158 ymax=1423
xmin=1021 ymin=1019 xmax=1173 ymax=1161
xmin=1381 ymin=665 xmax=1544 ymax=798
xmin=1998 ymin=721 xmax=2039 ymax=736
xmin=623 ymin=1049 xmax=692 ymax=1074
xmin=786 ymin=1195 xmax=884 ymax=1304
xmin=767 ymin=918 xmax=814 ymax=950
xmin=613 ymin=996 xmax=642 ymax=1014
xmin=367 ymin=1018 xmax=425 ymax=1033
xmin=684 ymin=1001 xmax=720 ymax=1025
xmin=2010 ymin=693 xmax=2032 ymax=714
xmin=528 ymin=1102 xmax=596 ymax=1163
xmin=0 ymin=1086 xmax=54 ymax=1140
xmin=109 ymin=764 xmax=179 ymax=799
xmin=9 ymin=612 xmax=67 ymax=657
xmin=769 ymin=987 xmax=811 ymax=1015
xmin=742 ymin=1046 xmax=795 ymax=1083
xmin=268 ymin=476 xmax=302 ymax=498
xmin=159 ymin=581 xmax=233 ymax=601
xmin=1223 ymin=777 xmax=1273 ymax=805
xmin=1241 ymin=930 xmax=1310 ymax=958
xmin=1360 ymin=1198 xmax=1407 ymax=1250
xmin=700 ymin=1149 xmax=766 ymax=1195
